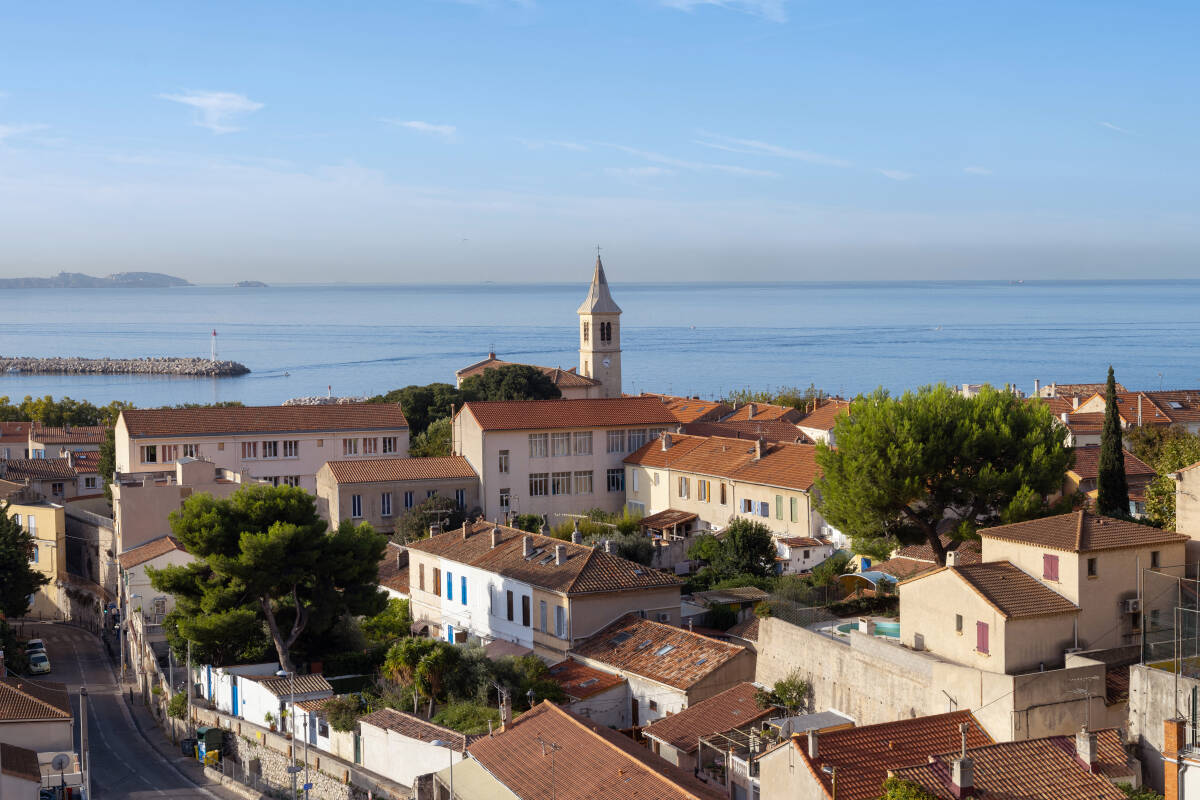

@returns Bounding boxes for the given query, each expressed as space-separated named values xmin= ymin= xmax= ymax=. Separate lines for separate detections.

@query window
xmin=555 ymin=606 xmax=567 ymax=638
xmin=758 ymin=501 xmax=770 ymax=517
xmin=500 ymin=489 xmax=511 ymax=510
xmin=183 ymin=443 xmax=199 ymax=458
xmin=419 ymin=564 xmax=426 ymax=591
xmin=521 ymin=595 xmax=531 ymax=627
xmin=582 ymin=321 xmax=589 ymax=343
xmin=607 ymin=468 xmax=625 ymax=493
xmin=433 ymin=568 xmax=441 ymax=596
xmin=551 ymin=432 xmax=571 ymax=457
xmin=427 ymin=489 xmax=437 ymax=498
xmin=698 ymin=480 xmax=710 ymax=502
xmin=803 ymin=549 xmax=811 ymax=559
xmin=976 ymin=621 xmax=989 ymax=654
xmin=264 ymin=476 xmax=281 ymax=487
xmin=607 ymin=430 xmax=625 ymax=453
xmin=30 ymin=544 xmax=38 ymax=563
xmin=530 ymin=473 xmax=549 ymax=496
xmin=498 ymin=450 xmax=510 ymax=473
xmin=351 ymin=494 xmax=363 ymax=518
xmin=720 ymin=483 xmax=727 ymax=505
xmin=506 ymin=590 xmax=514 ymax=621
xmin=790 ymin=497 xmax=799 ymax=523
xmin=161 ymin=445 xmax=179 ymax=462
xmin=447 ymin=572 xmax=454 ymax=601
xmin=282 ymin=476 xmax=300 ymax=487
xmin=404 ymin=491 xmax=414 ymax=509
xmin=27 ymin=516 xmax=35 ymax=535
xmin=1087 ymin=557 xmax=1097 ymax=577
xmin=955 ymin=614 xmax=963 ymax=634
xmin=628 ymin=429 xmax=648 ymax=451
xmin=540 ymin=600 xmax=548 ymax=632
xmin=648 ymin=699 xmax=658 ymax=712
xmin=51 ymin=482 xmax=64 ymax=497
xmin=741 ymin=498 xmax=752 ymax=513
xmin=678 ymin=476 xmax=690 ymax=499
xmin=363 ymin=438 xmax=378 ymax=455
xmin=775 ymin=495 xmax=783 ymax=519
xmin=632 ymin=470 xmax=639 ymax=492
xmin=455 ymin=488 xmax=466 ymax=508
xmin=1152 ymin=550 xmax=1161 ymax=569
xmin=319 ymin=719 xmax=329 ymax=738
xmin=343 ymin=438 xmax=359 ymax=456
xmin=573 ymin=432 xmax=593 ymax=455
xmin=381 ymin=493 xmax=393 ymax=517
xmin=382 ymin=437 xmax=398 ymax=454
xmin=1043 ymin=554 xmax=1059 ymax=581
xmin=140 ymin=445 xmax=158 ymax=464
xmin=259 ymin=440 xmax=276 ymax=459
xmin=314 ymin=440 xmax=322 ymax=448
xmin=241 ymin=441 xmax=258 ymax=459
xmin=461 ymin=576 xmax=467 ymax=605
xmin=552 ymin=472 xmax=572 ymax=495
xmin=529 ymin=433 xmax=549 ymax=459
xmin=218 ymin=442 xmax=225 ymax=451
xmin=84 ymin=476 xmax=97 ymax=490
xmin=574 ymin=471 xmax=593 ymax=495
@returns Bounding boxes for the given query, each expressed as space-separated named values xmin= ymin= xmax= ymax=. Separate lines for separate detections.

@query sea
xmin=1 ymin=280 xmax=1198 ymax=409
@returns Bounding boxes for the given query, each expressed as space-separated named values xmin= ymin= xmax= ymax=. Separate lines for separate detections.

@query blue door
xmin=232 ymin=681 xmax=239 ymax=718
xmin=446 ymin=624 xmax=454 ymax=643
xmin=207 ymin=666 xmax=213 ymax=700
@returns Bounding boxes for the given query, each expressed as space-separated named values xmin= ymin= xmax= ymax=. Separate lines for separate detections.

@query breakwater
xmin=1 ymin=356 xmax=250 ymax=377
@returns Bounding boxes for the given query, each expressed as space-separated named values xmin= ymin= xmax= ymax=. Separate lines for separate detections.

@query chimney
xmin=661 ymin=433 xmax=672 ymax=451
xmin=747 ymin=403 xmax=756 ymax=420
xmin=555 ymin=544 xmax=567 ymax=566
xmin=491 ymin=526 xmax=502 ymax=548
xmin=946 ymin=550 xmax=959 ymax=567
xmin=1060 ymin=412 xmax=1069 ymax=424
xmin=429 ymin=522 xmax=442 ymax=537
xmin=522 ymin=535 xmax=533 ymax=557
xmin=540 ymin=517 xmax=550 ymax=536
xmin=1138 ymin=395 xmax=1143 ymax=426
xmin=462 ymin=521 xmax=469 ymax=540
xmin=604 ymin=539 xmax=614 ymax=554
xmin=1072 ymin=396 xmax=1080 ymax=410
xmin=807 ymin=729 xmax=819 ymax=759
xmin=1034 ymin=378 xmax=1041 ymax=396
xmin=396 ymin=548 xmax=408 ymax=570
xmin=1075 ymin=727 xmax=1097 ymax=771
xmin=950 ymin=722 xmax=974 ymax=798
xmin=754 ymin=437 xmax=765 ymax=460
xmin=501 ymin=692 xmax=513 ymax=731
xmin=571 ymin=520 xmax=582 ymax=545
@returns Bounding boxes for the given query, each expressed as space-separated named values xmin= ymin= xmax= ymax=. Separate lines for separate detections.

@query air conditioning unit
xmin=657 ymin=613 xmax=671 ymax=622
xmin=1123 ymin=598 xmax=1141 ymax=614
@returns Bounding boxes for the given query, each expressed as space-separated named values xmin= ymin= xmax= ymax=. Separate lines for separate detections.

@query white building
xmin=358 ymin=708 xmax=469 ymax=789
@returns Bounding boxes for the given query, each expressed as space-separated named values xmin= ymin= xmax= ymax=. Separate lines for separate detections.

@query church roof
xmin=577 ymin=255 xmax=622 ymax=315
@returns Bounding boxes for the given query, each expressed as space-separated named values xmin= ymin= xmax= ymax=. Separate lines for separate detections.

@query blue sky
xmin=1 ymin=0 xmax=1197 ymax=283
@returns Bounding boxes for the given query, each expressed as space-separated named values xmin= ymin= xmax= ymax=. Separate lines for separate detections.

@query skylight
xmin=1169 ymin=401 xmax=1184 ymax=409
xmin=695 ymin=658 xmax=707 ymax=666
xmin=636 ymin=640 xmax=653 ymax=650
xmin=654 ymin=645 xmax=676 ymax=656
xmin=579 ymin=678 xmax=599 ymax=688
xmin=609 ymin=632 xmax=633 ymax=646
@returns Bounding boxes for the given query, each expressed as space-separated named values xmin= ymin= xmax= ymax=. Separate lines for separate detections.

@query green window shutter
xmin=775 ymin=495 xmax=783 ymax=519
xmin=790 ymin=497 xmax=798 ymax=523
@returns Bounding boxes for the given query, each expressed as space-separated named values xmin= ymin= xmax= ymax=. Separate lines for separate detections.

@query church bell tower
xmin=578 ymin=252 xmax=622 ymax=398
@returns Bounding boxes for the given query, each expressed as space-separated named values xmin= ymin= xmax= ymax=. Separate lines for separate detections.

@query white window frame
xmin=572 ymin=432 xmax=593 ymax=456
xmin=573 ymin=471 xmax=593 ymax=495
xmin=343 ymin=438 xmax=359 ymax=456
xmin=283 ymin=440 xmax=299 ymax=458
xmin=382 ymin=437 xmax=398 ymax=454
xmin=607 ymin=430 xmax=625 ymax=453
xmin=381 ymin=492 xmax=393 ymax=517
xmin=351 ymin=494 xmax=363 ymax=519
xmin=551 ymin=432 xmax=571 ymax=457
xmin=529 ymin=434 xmax=549 ymax=459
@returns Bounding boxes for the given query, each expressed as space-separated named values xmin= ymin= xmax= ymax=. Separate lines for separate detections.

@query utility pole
xmin=186 ymin=640 xmax=193 ymax=735
xmin=80 ymin=686 xmax=91 ymax=800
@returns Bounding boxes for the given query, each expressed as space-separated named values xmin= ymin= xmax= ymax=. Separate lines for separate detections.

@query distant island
xmin=0 ymin=271 xmax=191 ymax=289
xmin=235 ymin=280 xmax=269 ymax=288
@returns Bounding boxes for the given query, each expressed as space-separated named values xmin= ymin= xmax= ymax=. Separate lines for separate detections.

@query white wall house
xmin=358 ymin=708 xmax=469 ymax=789
xmin=776 ymin=536 xmax=835 ymax=575
xmin=233 ymin=674 xmax=334 ymax=732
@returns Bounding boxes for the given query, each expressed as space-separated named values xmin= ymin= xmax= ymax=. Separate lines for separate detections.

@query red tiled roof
xmin=0 ymin=458 xmax=77 ymax=480
xmin=797 ymin=399 xmax=852 ymax=432
xmin=118 ymin=535 xmax=185 ymax=569
xmin=892 ymin=537 xmax=981 ymax=565
xmin=723 ymin=403 xmax=803 ymax=423
xmin=571 ymin=614 xmax=746 ymax=690
xmin=120 ymin=404 xmax=408 ymax=437
xmin=547 ymin=658 xmax=627 ymax=700
xmin=359 ymin=707 xmax=471 ymax=753
xmin=626 ymin=434 xmax=821 ymax=492
xmin=1068 ymin=446 xmax=1156 ymax=481
xmin=69 ymin=451 xmax=101 ymax=474
xmin=643 ymin=682 xmax=773 ymax=754
xmin=778 ymin=537 xmax=823 ymax=548
xmin=0 ymin=677 xmax=72 ymax=722
xmin=378 ymin=542 xmax=409 ymax=595
xmin=872 ymin=556 xmax=939 ymax=581
xmin=891 ymin=728 xmax=1129 ymax=800
xmin=460 ymin=397 xmax=677 ymax=431
xmin=637 ymin=394 xmax=732 ymax=424
xmin=682 ymin=419 xmax=813 ymax=444
xmin=0 ymin=422 xmax=30 ymax=444
xmin=30 ymin=422 xmax=108 ymax=444
xmin=980 ymin=510 xmax=1188 ymax=553
xmin=325 ymin=456 xmax=476 ymax=484
xmin=406 ymin=522 xmax=682 ymax=595
xmin=936 ymin=562 xmax=1080 ymax=620
xmin=242 ymin=673 xmax=332 ymax=697
xmin=456 ymin=355 xmax=601 ymax=389
xmin=468 ymin=702 xmax=726 ymax=800
xmin=640 ymin=508 xmax=699 ymax=529
xmin=0 ymin=742 xmax=40 ymax=784
xmin=731 ymin=442 xmax=820 ymax=491
xmin=725 ymin=617 xmax=759 ymax=642
xmin=796 ymin=710 xmax=991 ymax=800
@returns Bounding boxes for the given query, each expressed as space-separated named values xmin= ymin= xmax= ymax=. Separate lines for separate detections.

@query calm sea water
xmin=1 ymin=281 xmax=1198 ymax=408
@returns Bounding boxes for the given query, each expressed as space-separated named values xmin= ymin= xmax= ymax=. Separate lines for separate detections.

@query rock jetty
xmin=1 ymin=356 xmax=250 ymax=377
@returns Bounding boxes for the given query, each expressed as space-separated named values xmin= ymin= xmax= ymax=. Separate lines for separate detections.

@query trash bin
xmin=181 ymin=738 xmax=197 ymax=757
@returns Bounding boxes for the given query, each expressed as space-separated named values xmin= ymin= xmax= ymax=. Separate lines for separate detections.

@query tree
xmin=459 ymin=365 xmax=561 ymax=403
xmin=689 ymin=520 xmax=777 ymax=580
xmin=395 ymin=495 xmax=473 ymax=543
xmin=371 ymin=383 xmax=460 ymax=436
xmin=410 ymin=416 xmax=452 ymax=457
xmin=149 ymin=485 xmax=388 ymax=671
xmin=360 ymin=598 xmax=412 ymax=646
xmin=0 ymin=502 xmax=50 ymax=618
xmin=1142 ymin=432 xmax=1200 ymax=529
xmin=816 ymin=385 xmax=1070 ymax=566
xmin=809 ymin=552 xmax=851 ymax=587
xmin=753 ymin=668 xmax=810 ymax=714
xmin=98 ymin=426 xmax=116 ymax=502
xmin=582 ymin=532 xmax=654 ymax=566
xmin=878 ymin=778 xmax=941 ymax=800
xmin=1097 ymin=366 xmax=1130 ymax=517
xmin=510 ymin=514 xmax=544 ymax=533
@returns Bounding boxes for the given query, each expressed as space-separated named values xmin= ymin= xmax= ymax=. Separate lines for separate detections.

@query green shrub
xmin=432 ymin=702 xmax=501 ymax=735
xmin=167 ymin=692 xmax=188 ymax=720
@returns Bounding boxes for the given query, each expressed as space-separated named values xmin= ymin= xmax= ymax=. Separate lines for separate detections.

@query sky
xmin=1 ymin=0 xmax=1197 ymax=283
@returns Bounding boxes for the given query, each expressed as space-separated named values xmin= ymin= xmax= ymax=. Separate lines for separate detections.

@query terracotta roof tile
xmin=891 ymin=728 xmax=1129 ymax=799
xmin=377 ymin=542 xmax=409 ymax=595
xmin=120 ymin=404 xmax=408 ymax=438
xmin=70 ymin=451 xmax=101 ymax=474
xmin=639 ymin=509 xmax=699 ymax=529
xmin=571 ymin=614 xmax=746 ymax=690
xmin=626 ymin=434 xmax=821 ymax=491
xmin=892 ymin=537 xmax=981 ymax=565
xmin=0 ymin=422 xmax=30 ymax=444
xmin=730 ymin=443 xmax=820 ymax=491
xmin=643 ymin=683 xmax=773 ymax=754
xmin=0 ymin=677 xmax=72 ymax=721
xmin=1043 ymin=382 xmax=1124 ymax=397
xmin=796 ymin=710 xmax=991 ymax=800
xmin=797 ymin=399 xmax=852 ymax=431
xmin=456 ymin=355 xmax=600 ymax=388
xmin=468 ymin=701 xmax=726 ymax=800
xmin=948 ymin=562 xmax=1080 ymax=619
xmin=723 ymin=403 xmax=803 ymax=423
xmin=406 ymin=522 xmax=682 ymax=595
xmin=547 ymin=658 xmax=627 ymax=700
xmin=1069 ymin=446 xmax=1156 ymax=481
xmin=30 ymin=422 xmax=108 ymax=444
xmin=460 ymin=397 xmax=677 ymax=432
xmin=778 ymin=537 xmax=824 ymax=548
xmin=0 ymin=742 xmax=40 ymax=784
xmin=242 ymin=673 xmax=333 ymax=697
xmin=325 ymin=456 xmax=476 ymax=484
xmin=118 ymin=535 xmax=185 ymax=569
xmin=691 ymin=587 xmax=770 ymax=606
xmin=682 ymin=419 xmax=812 ymax=444
xmin=725 ymin=617 xmax=759 ymax=642
xmin=871 ymin=556 xmax=939 ymax=581
xmin=980 ymin=510 xmax=1188 ymax=553
xmin=0 ymin=458 xmax=77 ymax=480
xmin=637 ymin=394 xmax=732 ymax=424
xmin=359 ymin=707 xmax=470 ymax=753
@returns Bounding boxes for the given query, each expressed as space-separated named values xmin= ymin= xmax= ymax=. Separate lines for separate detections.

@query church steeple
xmin=577 ymin=254 xmax=622 ymax=315
xmin=577 ymin=250 xmax=622 ymax=398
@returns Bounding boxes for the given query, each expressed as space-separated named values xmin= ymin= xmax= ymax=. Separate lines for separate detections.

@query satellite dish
xmin=51 ymin=753 xmax=71 ymax=771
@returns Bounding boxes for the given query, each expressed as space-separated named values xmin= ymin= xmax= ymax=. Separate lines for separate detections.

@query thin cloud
xmin=0 ymin=123 xmax=47 ymax=143
xmin=659 ymin=0 xmax=787 ymax=23
xmin=963 ymin=166 xmax=992 ymax=175
xmin=159 ymin=90 xmax=263 ymax=134
xmin=605 ymin=166 xmax=675 ymax=179
xmin=694 ymin=132 xmax=850 ymax=167
xmin=516 ymin=138 xmax=588 ymax=152
xmin=607 ymin=144 xmax=777 ymax=177
xmin=386 ymin=120 xmax=458 ymax=139
xmin=1099 ymin=121 xmax=1132 ymax=135
xmin=877 ymin=168 xmax=914 ymax=181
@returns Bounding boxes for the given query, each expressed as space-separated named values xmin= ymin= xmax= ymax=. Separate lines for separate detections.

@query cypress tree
xmin=1096 ymin=365 xmax=1130 ymax=517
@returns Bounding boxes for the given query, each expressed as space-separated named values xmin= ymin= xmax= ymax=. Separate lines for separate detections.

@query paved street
xmin=17 ymin=621 xmax=242 ymax=800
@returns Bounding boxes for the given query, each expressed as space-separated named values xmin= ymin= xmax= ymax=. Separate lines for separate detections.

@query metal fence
xmin=1141 ymin=569 xmax=1200 ymax=670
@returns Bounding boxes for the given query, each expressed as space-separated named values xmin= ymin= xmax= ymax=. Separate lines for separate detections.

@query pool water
xmin=837 ymin=621 xmax=901 ymax=638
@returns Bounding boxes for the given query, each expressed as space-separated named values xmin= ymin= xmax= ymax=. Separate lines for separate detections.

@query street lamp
xmin=276 ymin=669 xmax=302 ymax=799
xmin=432 ymin=740 xmax=456 ymax=800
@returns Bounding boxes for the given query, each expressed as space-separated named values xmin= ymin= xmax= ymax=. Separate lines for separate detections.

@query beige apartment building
xmin=5 ymin=496 xmax=68 ymax=620
xmin=114 ymin=404 xmax=410 ymax=492
xmin=28 ymin=422 xmax=106 ymax=458
xmin=452 ymin=396 xmax=677 ymax=523
xmin=315 ymin=456 xmax=480 ymax=535
xmin=623 ymin=433 xmax=828 ymax=541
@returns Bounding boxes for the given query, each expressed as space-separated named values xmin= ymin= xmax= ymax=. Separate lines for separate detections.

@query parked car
xmin=24 ymin=638 xmax=46 ymax=654
xmin=28 ymin=652 xmax=51 ymax=675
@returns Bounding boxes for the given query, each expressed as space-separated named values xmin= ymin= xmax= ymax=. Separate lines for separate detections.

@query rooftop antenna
xmin=536 ymin=735 xmax=563 ymax=800
xmin=210 ymin=329 xmax=218 ymax=362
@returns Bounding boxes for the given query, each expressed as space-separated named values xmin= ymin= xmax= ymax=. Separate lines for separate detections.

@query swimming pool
xmin=837 ymin=620 xmax=901 ymax=638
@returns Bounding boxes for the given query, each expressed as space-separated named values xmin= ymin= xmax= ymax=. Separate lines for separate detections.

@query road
xmin=22 ymin=622 xmax=242 ymax=800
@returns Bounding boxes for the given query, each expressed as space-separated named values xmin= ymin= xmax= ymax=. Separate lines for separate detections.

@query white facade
xmin=359 ymin=716 xmax=467 ymax=789
xmin=419 ymin=555 xmax=537 ymax=650
xmin=776 ymin=538 xmax=835 ymax=575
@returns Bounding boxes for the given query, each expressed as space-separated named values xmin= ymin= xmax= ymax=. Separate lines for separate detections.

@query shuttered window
xmin=976 ymin=621 xmax=989 ymax=655
xmin=1043 ymin=554 xmax=1059 ymax=581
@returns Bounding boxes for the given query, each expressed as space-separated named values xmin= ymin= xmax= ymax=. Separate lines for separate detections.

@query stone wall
xmin=1128 ymin=663 xmax=1198 ymax=793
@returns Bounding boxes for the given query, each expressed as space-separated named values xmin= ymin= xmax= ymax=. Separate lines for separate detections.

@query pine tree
xmin=1096 ymin=366 xmax=1130 ymax=517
